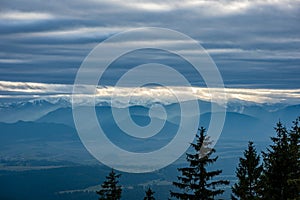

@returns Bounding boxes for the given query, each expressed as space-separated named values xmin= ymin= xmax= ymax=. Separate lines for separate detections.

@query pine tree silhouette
xmin=261 ymin=121 xmax=293 ymax=200
xmin=96 ymin=169 xmax=122 ymax=200
xmin=170 ymin=127 xmax=229 ymax=199
xmin=286 ymin=117 xmax=300 ymax=199
xmin=231 ymin=141 xmax=263 ymax=200
xmin=144 ymin=187 xmax=155 ymax=200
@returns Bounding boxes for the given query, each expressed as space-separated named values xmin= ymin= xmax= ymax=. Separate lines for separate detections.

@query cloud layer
xmin=1 ymin=81 xmax=300 ymax=106
xmin=0 ymin=0 xmax=299 ymax=88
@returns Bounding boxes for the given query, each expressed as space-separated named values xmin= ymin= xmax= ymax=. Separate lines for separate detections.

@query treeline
xmin=95 ymin=117 xmax=300 ymax=200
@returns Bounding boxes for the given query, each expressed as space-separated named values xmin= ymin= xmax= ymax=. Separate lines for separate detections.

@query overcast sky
xmin=0 ymin=0 xmax=299 ymax=89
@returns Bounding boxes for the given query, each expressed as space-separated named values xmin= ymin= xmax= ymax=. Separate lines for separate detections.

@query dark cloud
xmin=0 ymin=0 xmax=299 ymax=88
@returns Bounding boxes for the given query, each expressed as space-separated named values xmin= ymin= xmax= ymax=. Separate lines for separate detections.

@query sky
xmin=0 ymin=0 xmax=300 ymax=104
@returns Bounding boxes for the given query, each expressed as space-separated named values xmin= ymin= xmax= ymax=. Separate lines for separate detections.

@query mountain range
xmin=0 ymin=98 xmax=299 ymax=199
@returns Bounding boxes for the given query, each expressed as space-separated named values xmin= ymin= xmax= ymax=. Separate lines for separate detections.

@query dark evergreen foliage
xmin=261 ymin=120 xmax=300 ymax=200
xmin=287 ymin=117 xmax=300 ymax=199
xmin=231 ymin=141 xmax=263 ymax=200
xmin=144 ymin=187 xmax=155 ymax=200
xmin=170 ymin=127 xmax=229 ymax=200
xmin=96 ymin=169 xmax=122 ymax=200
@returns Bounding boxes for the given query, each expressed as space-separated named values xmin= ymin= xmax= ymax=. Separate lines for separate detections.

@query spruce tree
xmin=261 ymin=121 xmax=291 ymax=200
xmin=287 ymin=117 xmax=300 ymax=199
xmin=96 ymin=169 xmax=122 ymax=200
xmin=231 ymin=141 xmax=263 ymax=200
xmin=170 ymin=127 xmax=229 ymax=200
xmin=144 ymin=187 xmax=155 ymax=200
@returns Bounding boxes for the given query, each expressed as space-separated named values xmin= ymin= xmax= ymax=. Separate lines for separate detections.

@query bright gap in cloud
xmin=105 ymin=0 xmax=298 ymax=15
xmin=25 ymin=26 xmax=128 ymax=38
xmin=0 ymin=10 xmax=54 ymax=21
xmin=1 ymin=81 xmax=300 ymax=106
